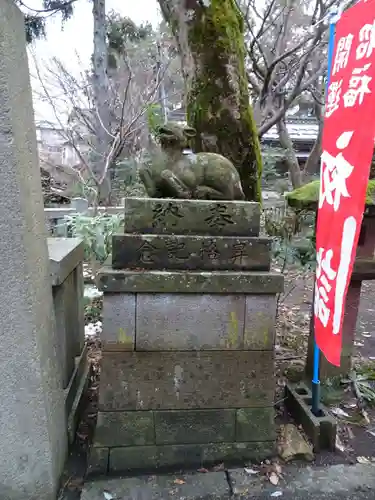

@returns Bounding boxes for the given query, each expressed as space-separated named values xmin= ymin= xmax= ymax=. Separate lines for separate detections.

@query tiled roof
xmin=263 ymin=119 xmax=319 ymax=142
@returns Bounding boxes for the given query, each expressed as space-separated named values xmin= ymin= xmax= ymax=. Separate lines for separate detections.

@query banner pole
xmin=311 ymin=11 xmax=338 ymax=416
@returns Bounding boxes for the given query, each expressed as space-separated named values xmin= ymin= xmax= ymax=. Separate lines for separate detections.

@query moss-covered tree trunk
xmin=158 ymin=0 xmax=262 ymax=201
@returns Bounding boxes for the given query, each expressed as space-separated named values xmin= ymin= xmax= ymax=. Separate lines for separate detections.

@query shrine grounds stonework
xmin=88 ymin=197 xmax=284 ymax=475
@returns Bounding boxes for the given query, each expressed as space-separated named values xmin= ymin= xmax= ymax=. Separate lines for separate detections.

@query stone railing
xmin=48 ymin=237 xmax=89 ymax=443
xmin=45 ymin=205 xmax=124 ymax=237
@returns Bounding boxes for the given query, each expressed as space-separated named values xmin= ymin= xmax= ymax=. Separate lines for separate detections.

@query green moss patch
xmin=286 ymin=180 xmax=375 ymax=210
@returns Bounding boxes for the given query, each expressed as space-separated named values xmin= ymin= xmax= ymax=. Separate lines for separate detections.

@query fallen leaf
xmin=174 ymin=479 xmax=186 ymax=485
xmin=212 ymin=463 xmax=224 ymax=472
xmin=354 ymin=341 xmax=364 ymax=347
xmin=362 ymin=409 xmax=371 ymax=424
xmin=335 ymin=435 xmax=346 ymax=453
xmin=269 ymin=472 xmax=279 ymax=485
xmin=331 ymin=407 xmax=350 ymax=418
xmin=270 ymin=492 xmax=283 ymax=498
xmin=274 ymin=463 xmax=282 ymax=475
xmin=347 ymin=427 xmax=355 ymax=440
xmin=103 ymin=492 xmax=114 ymax=500
xmin=357 ymin=456 xmax=370 ymax=464
xmin=244 ymin=467 xmax=259 ymax=475
xmin=197 ymin=468 xmax=209 ymax=473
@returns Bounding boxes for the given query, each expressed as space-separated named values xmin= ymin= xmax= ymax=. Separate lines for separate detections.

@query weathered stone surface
xmin=235 ymin=408 xmax=276 ymax=442
xmin=154 ymin=409 xmax=235 ymax=444
xmin=136 ymin=294 xmax=246 ymax=350
xmin=158 ymin=442 xmax=275 ymax=469
xmin=99 ymin=268 xmax=284 ymax=294
xmin=278 ymin=423 xmax=314 ymax=462
xmin=244 ymin=296 xmax=277 ymax=350
xmin=112 ymin=234 xmax=270 ymax=271
xmin=101 ymin=293 xmax=135 ymax=351
xmin=52 ymin=271 xmax=76 ymax=388
xmin=123 ymin=197 xmax=260 ymax=236
xmin=0 ymin=2 xmax=67 ymax=497
xmin=65 ymin=346 xmax=91 ymax=445
xmin=108 ymin=441 xmax=275 ymax=473
xmin=87 ymin=446 xmax=109 ymax=476
xmin=95 ymin=411 xmax=155 ymax=447
xmin=99 ymin=351 xmax=274 ymax=410
xmin=110 ymin=445 xmax=158 ymax=472
xmin=82 ymin=472 xmax=230 ymax=499
xmin=48 ymin=237 xmax=84 ymax=286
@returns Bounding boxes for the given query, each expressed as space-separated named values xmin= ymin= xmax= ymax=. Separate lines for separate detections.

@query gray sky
xmin=28 ymin=0 xmax=160 ymax=123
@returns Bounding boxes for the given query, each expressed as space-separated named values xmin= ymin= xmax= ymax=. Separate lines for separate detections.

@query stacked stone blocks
xmin=90 ymin=197 xmax=283 ymax=474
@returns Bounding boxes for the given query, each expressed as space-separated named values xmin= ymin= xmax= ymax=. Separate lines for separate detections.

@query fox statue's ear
xmin=183 ymin=126 xmax=197 ymax=138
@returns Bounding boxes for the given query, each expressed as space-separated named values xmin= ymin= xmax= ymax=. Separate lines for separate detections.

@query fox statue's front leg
xmin=160 ymin=169 xmax=192 ymax=199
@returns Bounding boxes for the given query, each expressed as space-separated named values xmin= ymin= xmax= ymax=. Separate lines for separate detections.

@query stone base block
xmin=99 ymin=351 xmax=275 ymax=410
xmin=101 ymin=293 xmax=277 ymax=352
xmin=87 ymin=441 xmax=275 ymax=476
xmin=112 ymin=233 xmax=271 ymax=271
xmin=123 ymin=197 xmax=260 ymax=236
xmin=94 ymin=408 xmax=275 ymax=448
xmin=285 ymin=382 xmax=336 ymax=452
xmin=99 ymin=268 xmax=284 ymax=294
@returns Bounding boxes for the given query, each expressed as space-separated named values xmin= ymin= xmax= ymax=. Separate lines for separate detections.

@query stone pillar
xmin=89 ymin=197 xmax=283 ymax=475
xmin=0 ymin=1 xmax=67 ymax=497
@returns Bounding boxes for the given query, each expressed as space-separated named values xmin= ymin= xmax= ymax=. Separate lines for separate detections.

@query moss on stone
xmin=186 ymin=0 xmax=262 ymax=202
xmin=285 ymin=181 xmax=320 ymax=210
xmin=286 ymin=180 xmax=375 ymax=210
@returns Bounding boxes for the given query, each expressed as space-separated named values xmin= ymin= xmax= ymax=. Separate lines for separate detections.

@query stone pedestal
xmin=89 ymin=197 xmax=283 ymax=474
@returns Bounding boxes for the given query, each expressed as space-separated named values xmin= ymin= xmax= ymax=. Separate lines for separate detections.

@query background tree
xmin=240 ymin=0 xmax=357 ymax=188
xmin=157 ymin=0 xmax=262 ymax=202
xmin=19 ymin=0 xmax=113 ymax=202
xmin=16 ymin=0 xmax=76 ymax=42
xmin=31 ymin=17 xmax=179 ymax=204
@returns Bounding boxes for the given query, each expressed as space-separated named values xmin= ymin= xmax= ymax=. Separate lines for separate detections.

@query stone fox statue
xmin=139 ymin=122 xmax=245 ymax=200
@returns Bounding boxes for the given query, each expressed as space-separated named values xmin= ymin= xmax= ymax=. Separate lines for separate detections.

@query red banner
xmin=315 ymin=0 xmax=375 ymax=366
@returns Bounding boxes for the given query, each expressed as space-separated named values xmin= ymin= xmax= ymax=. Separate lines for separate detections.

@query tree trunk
xmin=303 ymin=102 xmax=323 ymax=179
xmin=92 ymin=0 xmax=111 ymax=204
xmin=277 ymin=118 xmax=302 ymax=189
xmin=158 ymin=0 xmax=262 ymax=202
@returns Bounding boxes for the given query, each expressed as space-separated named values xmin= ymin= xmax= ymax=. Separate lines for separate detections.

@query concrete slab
xmin=230 ymin=463 xmax=375 ymax=498
xmin=80 ymin=464 xmax=375 ymax=500
xmin=81 ymin=472 xmax=230 ymax=499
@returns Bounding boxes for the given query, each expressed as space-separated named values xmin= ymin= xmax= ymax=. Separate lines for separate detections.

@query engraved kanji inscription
xmin=204 ymin=204 xmax=234 ymax=227
xmin=152 ymin=202 xmax=183 ymax=228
